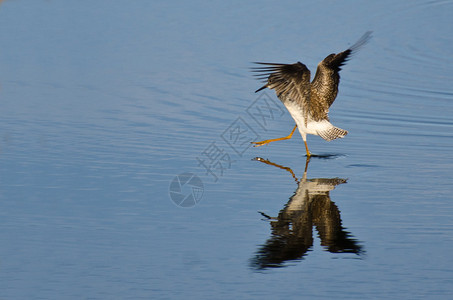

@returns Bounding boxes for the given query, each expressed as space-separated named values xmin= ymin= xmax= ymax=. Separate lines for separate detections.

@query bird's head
xmin=255 ymin=73 xmax=278 ymax=93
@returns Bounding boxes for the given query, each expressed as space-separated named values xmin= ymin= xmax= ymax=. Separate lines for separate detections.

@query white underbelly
xmin=284 ymin=101 xmax=330 ymax=137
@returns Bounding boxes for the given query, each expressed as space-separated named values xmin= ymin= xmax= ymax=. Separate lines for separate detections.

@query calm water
xmin=1 ymin=1 xmax=453 ymax=299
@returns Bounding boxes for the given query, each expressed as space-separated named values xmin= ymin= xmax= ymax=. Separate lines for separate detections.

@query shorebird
xmin=252 ymin=31 xmax=372 ymax=157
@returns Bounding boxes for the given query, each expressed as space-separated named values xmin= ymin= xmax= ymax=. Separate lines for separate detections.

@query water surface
xmin=1 ymin=1 xmax=453 ymax=299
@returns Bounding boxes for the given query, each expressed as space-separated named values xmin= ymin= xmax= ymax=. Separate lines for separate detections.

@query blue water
xmin=1 ymin=1 xmax=453 ymax=299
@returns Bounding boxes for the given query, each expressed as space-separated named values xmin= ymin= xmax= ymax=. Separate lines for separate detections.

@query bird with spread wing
xmin=252 ymin=31 xmax=372 ymax=157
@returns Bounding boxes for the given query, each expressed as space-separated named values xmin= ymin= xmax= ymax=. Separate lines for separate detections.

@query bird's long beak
xmin=255 ymin=84 xmax=267 ymax=93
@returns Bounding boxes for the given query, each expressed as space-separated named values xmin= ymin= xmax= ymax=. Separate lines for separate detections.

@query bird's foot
xmin=251 ymin=139 xmax=275 ymax=147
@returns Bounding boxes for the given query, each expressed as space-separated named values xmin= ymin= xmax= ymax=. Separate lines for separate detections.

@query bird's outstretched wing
xmin=311 ymin=31 xmax=372 ymax=108
xmin=252 ymin=62 xmax=311 ymax=110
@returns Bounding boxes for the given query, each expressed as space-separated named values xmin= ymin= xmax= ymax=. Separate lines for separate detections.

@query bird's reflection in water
xmin=250 ymin=157 xmax=363 ymax=270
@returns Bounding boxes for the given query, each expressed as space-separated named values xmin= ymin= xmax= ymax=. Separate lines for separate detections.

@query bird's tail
xmin=317 ymin=126 xmax=348 ymax=142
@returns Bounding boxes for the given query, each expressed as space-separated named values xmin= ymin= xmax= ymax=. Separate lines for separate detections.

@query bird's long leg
xmin=304 ymin=139 xmax=311 ymax=158
xmin=251 ymin=125 xmax=297 ymax=147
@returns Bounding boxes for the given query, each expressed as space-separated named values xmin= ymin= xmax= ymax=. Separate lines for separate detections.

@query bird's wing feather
xmin=252 ymin=62 xmax=311 ymax=116
xmin=311 ymin=31 xmax=372 ymax=108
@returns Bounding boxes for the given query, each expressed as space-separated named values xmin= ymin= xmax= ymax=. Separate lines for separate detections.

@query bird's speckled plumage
xmin=252 ymin=31 xmax=372 ymax=151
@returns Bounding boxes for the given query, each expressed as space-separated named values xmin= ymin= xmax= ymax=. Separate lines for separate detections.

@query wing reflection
xmin=250 ymin=157 xmax=363 ymax=270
